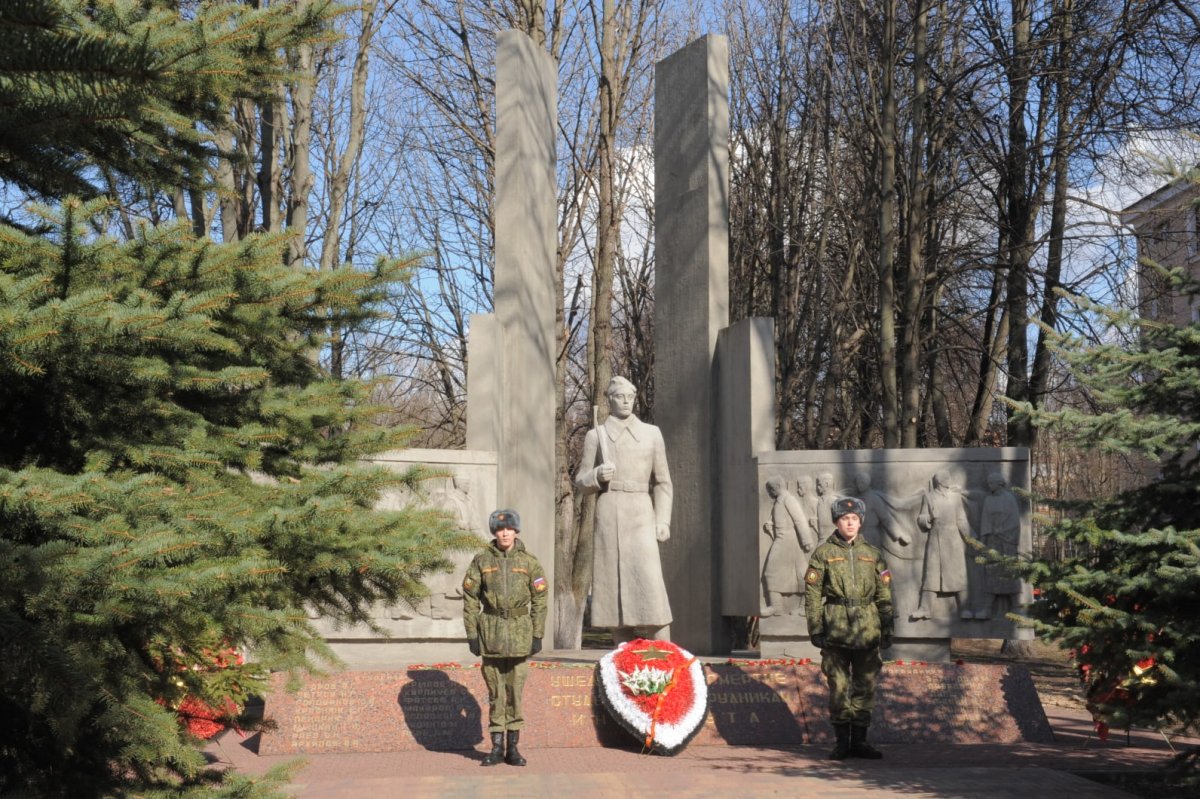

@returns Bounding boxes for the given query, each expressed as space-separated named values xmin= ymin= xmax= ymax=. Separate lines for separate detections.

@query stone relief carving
xmin=912 ymin=470 xmax=973 ymax=620
xmin=758 ymin=463 xmax=1031 ymax=631
xmin=813 ymin=472 xmax=837 ymax=540
xmin=974 ymin=472 xmax=1031 ymax=620
xmin=377 ymin=473 xmax=489 ymax=622
xmin=760 ymin=475 xmax=816 ymax=617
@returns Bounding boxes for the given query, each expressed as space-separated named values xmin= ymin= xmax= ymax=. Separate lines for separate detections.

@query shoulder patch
xmin=805 ymin=567 xmax=821 ymax=585
xmin=879 ymin=569 xmax=891 ymax=585
xmin=463 ymin=577 xmax=474 ymax=590
xmin=532 ymin=576 xmax=547 ymax=592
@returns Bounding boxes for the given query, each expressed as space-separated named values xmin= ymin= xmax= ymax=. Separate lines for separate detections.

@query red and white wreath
xmin=596 ymin=638 xmax=707 ymax=755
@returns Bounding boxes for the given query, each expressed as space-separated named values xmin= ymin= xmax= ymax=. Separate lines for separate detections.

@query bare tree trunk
xmin=259 ymin=93 xmax=280 ymax=231
xmin=1003 ymin=0 xmax=1036 ymax=448
xmin=877 ymin=0 xmax=900 ymax=448
xmin=1030 ymin=0 xmax=1074 ymax=415
xmin=318 ymin=1 xmax=376 ymax=274
xmin=213 ymin=123 xmax=240 ymax=243
xmin=284 ymin=37 xmax=315 ymax=267
xmin=899 ymin=0 xmax=931 ymax=448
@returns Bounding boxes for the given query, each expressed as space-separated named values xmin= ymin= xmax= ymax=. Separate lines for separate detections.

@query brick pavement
xmin=206 ymin=702 xmax=1195 ymax=798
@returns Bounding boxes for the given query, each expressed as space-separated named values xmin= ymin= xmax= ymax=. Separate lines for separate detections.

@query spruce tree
xmin=0 ymin=199 xmax=474 ymax=796
xmin=0 ymin=3 xmax=476 ymax=795
xmin=0 ymin=0 xmax=334 ymax=206
xmin=1014 ymin=227 xmax=1200 ymax=763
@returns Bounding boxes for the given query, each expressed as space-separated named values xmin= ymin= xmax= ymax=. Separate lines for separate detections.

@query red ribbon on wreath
xmin=644 ymin=657 xmax=697 ymax=750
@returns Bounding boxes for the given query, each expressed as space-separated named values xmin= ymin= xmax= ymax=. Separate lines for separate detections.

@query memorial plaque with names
xmin=259 ymin=661 xmax=1051 ymax=754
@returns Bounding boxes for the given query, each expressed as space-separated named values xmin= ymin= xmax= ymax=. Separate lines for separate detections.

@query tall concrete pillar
xmin=493 ymin=30 xmax=557 ymax=614
xmin=654 ymin=35 xmax=730 ymax=654
xmin=466 ymin=312 xmax=501 ymax=453
xmin=717 ymin=318 xmax=776 ymax=617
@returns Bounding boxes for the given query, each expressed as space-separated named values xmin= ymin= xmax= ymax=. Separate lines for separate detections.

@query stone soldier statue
xmin=805 ymin=497 xmax=894 ymax=760
xmin=463 ymin=509 xmax=548 ymax=767
xmin=575 ymin=376 xmax=673 ymax=641
xmin=912 ymin=470 xmax=973 ymax=620
xmin=761 ymin=475 xmax=816 ymax=616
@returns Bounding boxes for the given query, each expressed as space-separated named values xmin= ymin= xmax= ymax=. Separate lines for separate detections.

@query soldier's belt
xmin=824 ymin=597 xmax=873 ymax=607
xmin=484 ymin=606 xmax=530 ymax=618
xmin=606 ymin=480 xmax=650 ymax=492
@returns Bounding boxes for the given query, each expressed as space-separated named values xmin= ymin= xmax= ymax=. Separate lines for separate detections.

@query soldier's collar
xmin=604 ymin=415 xmax=641 ymax=441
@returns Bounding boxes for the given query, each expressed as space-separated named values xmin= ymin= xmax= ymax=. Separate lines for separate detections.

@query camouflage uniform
xmin=463 ymin=537 xmax=548 ymax=733
xmin=804 ymin=532 xmax=893 ymax=729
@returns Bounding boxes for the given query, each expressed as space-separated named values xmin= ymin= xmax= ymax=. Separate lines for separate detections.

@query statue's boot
xmin=481 ymin=732 xmax=505 ymax=767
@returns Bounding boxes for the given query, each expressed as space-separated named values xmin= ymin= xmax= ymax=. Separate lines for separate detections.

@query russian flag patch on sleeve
xmin=532 ymin=576 xmax=547 ymax=592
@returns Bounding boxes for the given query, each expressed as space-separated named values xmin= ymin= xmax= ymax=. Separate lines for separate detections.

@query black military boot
xmin=829 ymin=724 xmax=852 ymax=760
xmin=481 ymin=732 xmax=505 ymax=766
xmin=505 ymin=730 xmax=527 ymax=766
xmin=850 ymin=725 xmax=884 ymax=759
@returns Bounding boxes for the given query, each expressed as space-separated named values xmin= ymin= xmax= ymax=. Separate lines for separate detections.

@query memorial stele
xmin=311 ymin=30 xmax=1033 ymax=665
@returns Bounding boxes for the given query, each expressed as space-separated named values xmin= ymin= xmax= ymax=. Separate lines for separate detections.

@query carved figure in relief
xmin=760 ymin=476 xmax=816 ymax=617
xmin=911 ymin=471 xmax=974 ymax=620
xmin=974 ymin=472 xmax=1025 ymax=620
xmin=852 ymin=472 xmax=922 ymax=557
xmin=575 ymin=376 xmax=673 ymax=641
xmin=814 ymin=472 xmax=836 ymax=539
xmin=797 ymin=474 xmax=821 ymax=543
xmin=425 ymin=475 xmax=486 ymax=620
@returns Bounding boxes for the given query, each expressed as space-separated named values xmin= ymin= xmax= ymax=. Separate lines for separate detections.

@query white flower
xmin=618 ymin=664 xmax=673 ymax=696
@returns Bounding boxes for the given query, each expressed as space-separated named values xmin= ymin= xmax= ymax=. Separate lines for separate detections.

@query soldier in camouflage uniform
xmin=805 ymin=497 xmax=894 ymax=760
xmin=463 ymin=509 xmax=548 ymax=766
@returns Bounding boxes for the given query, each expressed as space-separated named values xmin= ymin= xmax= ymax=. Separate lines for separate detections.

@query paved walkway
xmin=206 ymin=702 xmax=1194 ymax=798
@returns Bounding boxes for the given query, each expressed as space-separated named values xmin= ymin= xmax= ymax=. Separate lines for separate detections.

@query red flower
xmin=611 ymin=641 xmax=697 ymax=725
xmin=177 ymin=696 xmax=239 ymax=740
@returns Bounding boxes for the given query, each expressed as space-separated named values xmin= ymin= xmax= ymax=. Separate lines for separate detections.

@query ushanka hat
xmin=831 ymin=496 xmax=866 ymax=522
xmin=488 ymin=508 xmax=521 ymax=532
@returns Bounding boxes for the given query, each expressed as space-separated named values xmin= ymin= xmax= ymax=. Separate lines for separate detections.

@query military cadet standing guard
xmin=463 ymin=509 xmax=548 ymax=766
xmin=805 ymin=497 xmax=894 ymax=760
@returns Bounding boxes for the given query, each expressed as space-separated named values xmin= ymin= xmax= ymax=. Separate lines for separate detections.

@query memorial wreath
xmin=596 ymin=638 xmax=707 ymax=755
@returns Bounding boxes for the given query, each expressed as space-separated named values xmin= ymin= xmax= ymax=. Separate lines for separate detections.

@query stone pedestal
xmin=259 ymin=660 xmax=1052 ymax=754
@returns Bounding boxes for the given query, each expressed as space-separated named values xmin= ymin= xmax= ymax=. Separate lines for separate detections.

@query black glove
xmin=468 ymin=638 xmax=480 ymax=657
xmin=880 ymin=634 xmax=893 ymax=650
xmin=530 ymin=638 xmax=542 ymax=655
xmin=810 ymin=633 xmax=827 ymax=650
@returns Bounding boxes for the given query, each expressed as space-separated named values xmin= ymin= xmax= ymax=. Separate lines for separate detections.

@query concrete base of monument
xmin=258 ymin=656 xmax=1053 ymax=756
xmin=760 ymin=636 xmax=951 ymax=662
xmin=324 ymin=640 xmax=476 ymax=670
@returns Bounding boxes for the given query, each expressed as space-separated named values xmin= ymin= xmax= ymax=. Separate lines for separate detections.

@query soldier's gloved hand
xmin=468 ymin=638 xmax=481 ymax=657
xmin=880 ymin=634 xmax=893 ymax=650
xmin=810 ymin=633 xmax=827 ymax=650
xmin=530 ymin=638 xmax=543 ymax=655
